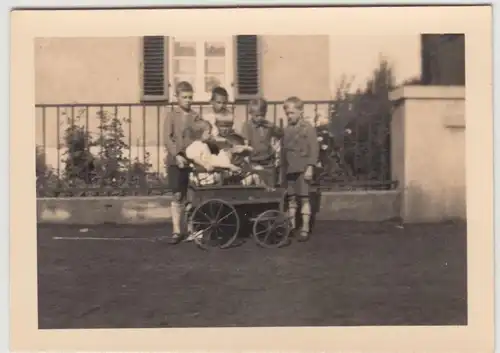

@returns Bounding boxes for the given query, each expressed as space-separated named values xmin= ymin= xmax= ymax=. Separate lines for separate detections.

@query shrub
xmin=36 ymin=145 xmax=48 ymax=178
xmin=61 ymin=108 xmax=95 ymax=184
xmin=36 ymin=107 xmax=160 ymax=197
xmin=92 ymin=109 xmax=131 ymax=188
xmin=318 ymin=58 xmax=396 ymax=187
xmin=36 ymin=145 xmax=60 ymax=197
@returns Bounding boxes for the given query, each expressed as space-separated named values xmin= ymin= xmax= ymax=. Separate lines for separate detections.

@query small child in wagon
xmin=184 ymin=119 xmax=246 ymax=186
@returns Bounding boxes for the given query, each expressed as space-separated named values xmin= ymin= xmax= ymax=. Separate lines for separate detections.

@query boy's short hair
xmin=190 ymin=119 xmax=212 ymax=140
xmin=175 ymin=81 xmax=194 ymax=95
xmin=211 ymin=86 xmax=229 ymax=101
xmin=215 ymin=119 xmax=234 ymax=130
xmin=248 ymin=98 xmax=268 ymax=116
xmin=284 ymin=96 xmax=304 ymax=110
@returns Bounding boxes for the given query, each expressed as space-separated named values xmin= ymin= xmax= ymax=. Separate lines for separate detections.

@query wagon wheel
xmin=252 ymin=210 xmax=291 ymax=248
xmin=189 ymin=199 xmax=240 ymax=250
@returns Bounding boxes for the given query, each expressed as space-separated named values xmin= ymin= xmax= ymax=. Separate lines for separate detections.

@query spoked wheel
xmin=252 ymin=210 xmax=291 ymax=248
xmin=189 ymin=199 xmax=240 ymax=250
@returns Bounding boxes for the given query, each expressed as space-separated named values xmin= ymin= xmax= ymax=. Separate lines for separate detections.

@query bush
xmin=61 ymin=108 xmax=95 ymax=184
xmin=36 ymin=145 xmax=48 ymax=178
xmin=317 ymin=58 xmax=396 ymax=187
xmin=92 ymin=109 xmax=131 ymax=188
xmin=36 ymin=107 xmax=164 ymax=197
xmin=36 ymin=146 xmax=60 ymax=197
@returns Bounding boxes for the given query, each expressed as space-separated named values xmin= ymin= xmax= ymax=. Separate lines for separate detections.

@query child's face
xmin=249 ymin=106 xmax=265 ymax=122
xmin=211 ymin=94 xmax=228 ymax=113
xmin=284 ymin=102 xmax=302 ymax=125
xmin=201 ymin=128 xmax=211 ymax=141
xmin=219 ymin=127 xmax=231 ymax=137
xmin=176 ymin=90 xmax=194 ymax=111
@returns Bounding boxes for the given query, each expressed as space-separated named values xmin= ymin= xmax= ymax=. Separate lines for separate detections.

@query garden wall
xmin=37 ymin=190 xmax=401 ymax=225
xmin=390 ymin=85 xmax=466 ymax=222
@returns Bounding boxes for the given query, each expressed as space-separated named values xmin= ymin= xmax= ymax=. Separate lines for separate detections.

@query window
xmin=141 ymin=35 xmax=260 ymax=102
xmin=421 ymin=34 xmax=465 ymax=86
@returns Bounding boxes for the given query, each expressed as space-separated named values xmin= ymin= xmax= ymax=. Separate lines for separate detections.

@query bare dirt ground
xmin=37 ymin=220 xmax=467 ymax=328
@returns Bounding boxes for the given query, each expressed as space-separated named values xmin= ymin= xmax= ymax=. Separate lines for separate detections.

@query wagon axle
xmin=187 ymin=198 xmax=291 ymax=250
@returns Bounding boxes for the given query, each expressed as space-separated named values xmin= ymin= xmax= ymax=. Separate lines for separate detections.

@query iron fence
xmin=35 ymin=100 xmax=397 ymax=197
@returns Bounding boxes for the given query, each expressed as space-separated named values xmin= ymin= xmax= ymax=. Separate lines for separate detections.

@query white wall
xmin=329 ymin=35 xmax=421 ymax=93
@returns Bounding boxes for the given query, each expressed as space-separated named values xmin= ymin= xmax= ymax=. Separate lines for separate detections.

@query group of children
xmin=163 ymin=81 xmax=319 ymax=245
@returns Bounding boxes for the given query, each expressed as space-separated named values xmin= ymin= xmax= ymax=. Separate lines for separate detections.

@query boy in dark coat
xmin=282 ymin=96 xmax=319 ymax=242
xmin=240 ymin=98 xmax=283 ymax=186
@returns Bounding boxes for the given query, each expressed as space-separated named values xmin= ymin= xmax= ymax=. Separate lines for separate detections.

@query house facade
xmin=34 ymin=34 xmax=469 ymax=223
xmin=35 ymin=35 xmax=334 ymax=104
xmin=35 ymin=35 xmax=422 ymax=173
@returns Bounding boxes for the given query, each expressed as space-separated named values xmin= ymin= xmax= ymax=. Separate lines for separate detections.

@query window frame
xmin=168 ymin=36 xmax=235 ymax=102
xmin=140 ymin=35 xmax=262 ymax=103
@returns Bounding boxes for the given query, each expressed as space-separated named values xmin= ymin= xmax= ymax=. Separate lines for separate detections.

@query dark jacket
xmin=283 ymin=118 xmax=319 ymax=174
xmin=241 ymin=119 xmax=283 ymax=164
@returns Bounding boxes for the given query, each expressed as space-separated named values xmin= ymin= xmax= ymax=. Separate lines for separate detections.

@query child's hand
xmin=230 ymin=146 xmax=243 ymax=154
xmin=304 ymin=165 xmax=314 ymax=181
xmin=229 ymin=165 xmax=242 ymax=173
xmin=232 ymin=145 xmax=253 ymax=154
xmin=176 ymin=155 xmax=187 ymax=168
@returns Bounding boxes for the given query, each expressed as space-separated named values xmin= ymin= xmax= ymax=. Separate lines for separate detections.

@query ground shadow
xmin=293 ymin=188 xmax=322 ymax=234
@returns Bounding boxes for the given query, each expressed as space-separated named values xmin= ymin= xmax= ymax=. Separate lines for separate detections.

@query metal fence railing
xmin=35 ymin=100 xmax=397 ymax=197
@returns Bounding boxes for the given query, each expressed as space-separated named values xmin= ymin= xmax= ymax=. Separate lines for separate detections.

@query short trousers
xmin=167 ymin=164 xmax=190 ymax=197
xmin=286 ymin=172 xmax=310 ymax=197
xmin=256 ymin=165 xmax=277 ymax=186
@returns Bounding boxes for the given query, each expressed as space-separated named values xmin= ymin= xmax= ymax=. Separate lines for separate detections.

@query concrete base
xmin=37 ymin=190 xmax=401 ymax=225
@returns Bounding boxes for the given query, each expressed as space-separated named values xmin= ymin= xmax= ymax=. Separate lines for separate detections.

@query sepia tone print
xmin=35 ymin=33 xmax=467 ymax=328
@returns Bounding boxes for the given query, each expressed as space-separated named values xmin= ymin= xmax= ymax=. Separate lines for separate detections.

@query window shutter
xmin=235 ymin=35 xmax=260 ymax=99
xmin=142 ymin=36 xmax=168 ymax=100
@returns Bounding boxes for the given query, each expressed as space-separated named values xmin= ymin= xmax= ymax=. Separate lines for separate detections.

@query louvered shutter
xmin=235 ymin=35 xmax=260 ymax=100
xmin=142 ymin=36 xmax=168 ymax=100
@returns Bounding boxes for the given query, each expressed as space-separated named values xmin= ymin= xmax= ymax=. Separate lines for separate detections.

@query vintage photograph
xmin=8 ymin=4 xmax=496 ymax=352
xmin=34 ymin=31 xmax=469 ymax=329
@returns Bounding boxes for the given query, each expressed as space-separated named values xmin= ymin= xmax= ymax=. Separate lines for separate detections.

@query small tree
xmin=61 ymin=108 xmax=95 ymax=185
xmin=92 ymin=110 xmax=153 ymax=195
xmin=320 ymin=57 xmax=396 ymax=187
xmin=358 ymin=58 xmax=395 ymax=182
xmin=93 ymin=110 xmax=130 ymax=187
